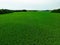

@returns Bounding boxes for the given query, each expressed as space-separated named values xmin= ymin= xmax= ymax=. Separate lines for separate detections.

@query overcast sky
xmin=0 ymin=0 xmax=60 ymax=10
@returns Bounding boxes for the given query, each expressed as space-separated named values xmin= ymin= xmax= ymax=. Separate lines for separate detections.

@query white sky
xmin=0 ymin=0 xmax=60 ymax=10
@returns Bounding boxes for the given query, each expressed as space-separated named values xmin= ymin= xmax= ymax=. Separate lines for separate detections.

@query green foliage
xmin=0 ymin=9 xmax=13 ymax=14
xmin=28 ymin=10 xmax=38 ymax=12
xmin=0 ymin=9 xmax=39 ymax=14
xmin=51 ymin=8 xmax=60 ymax=13
xmin=13 ymin=9 xmax=27 ymax=12
xmin=22 ymin=9 xmax=27 ymax=12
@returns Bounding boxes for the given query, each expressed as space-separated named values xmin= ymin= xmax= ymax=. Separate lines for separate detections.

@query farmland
xmin=0 ymin=12 xmax=60 ymax=45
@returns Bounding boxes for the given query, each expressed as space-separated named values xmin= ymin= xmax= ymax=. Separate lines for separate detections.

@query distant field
xmin=0 ymin=12 xmax=60 ymax=45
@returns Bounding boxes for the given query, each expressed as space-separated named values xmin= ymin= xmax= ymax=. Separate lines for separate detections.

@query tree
xmin=0 ymin=9 xmax=13 ymax=14
xmin=22 ymin=9 xmax=27 ymax=12
xmin=51 ymin=9 xmax=60 ymax=13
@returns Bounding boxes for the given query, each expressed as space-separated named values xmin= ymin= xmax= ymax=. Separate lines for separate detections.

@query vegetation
xmin=0 ymin=9 xmax=38 ymax=14
xmin=0 ymin=8 xmax=60 ymax=14
xmin=0 ymin=9 xmax=13 ymax=14
xmin=13 ymin=9 xmax=27 ymax=12
xmin=0 ymin=12 xmax=60 ymax=45
xmin=51 ymin=8 xmax=60 ymax=13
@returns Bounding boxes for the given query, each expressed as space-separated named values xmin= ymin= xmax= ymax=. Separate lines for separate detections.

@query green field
xmin=0 ymin=12 xmax=60 ymax=45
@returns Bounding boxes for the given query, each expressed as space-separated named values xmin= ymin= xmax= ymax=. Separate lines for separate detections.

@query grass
xmin=0 ymin=12 xmax=60 ymax=45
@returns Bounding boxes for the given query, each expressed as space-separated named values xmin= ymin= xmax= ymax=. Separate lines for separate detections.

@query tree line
xmin=0 ymin=9 xmax=28 ymax=14
xmin=0 ymin=9 xmax=39 ymax=14
xmin=0 ymin=8 xmax=60 ymax=14
xmin=51 ymin=9 xmax=60 ymax=13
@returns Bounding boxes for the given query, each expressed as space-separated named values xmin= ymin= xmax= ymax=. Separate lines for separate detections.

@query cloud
xmin=0 ymin=0 xmax=60 ymax=10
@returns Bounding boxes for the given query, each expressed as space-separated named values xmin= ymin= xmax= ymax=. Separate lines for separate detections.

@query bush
xmin=13 ymin=9 xmax=27 ymax=12
xmin=22 ymin=9 xmax=27 ymax=12
xmin=51 ymin=9 xmax=60 ymax=13
xmin=0 ymin=9 xmax=13 ymax=14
